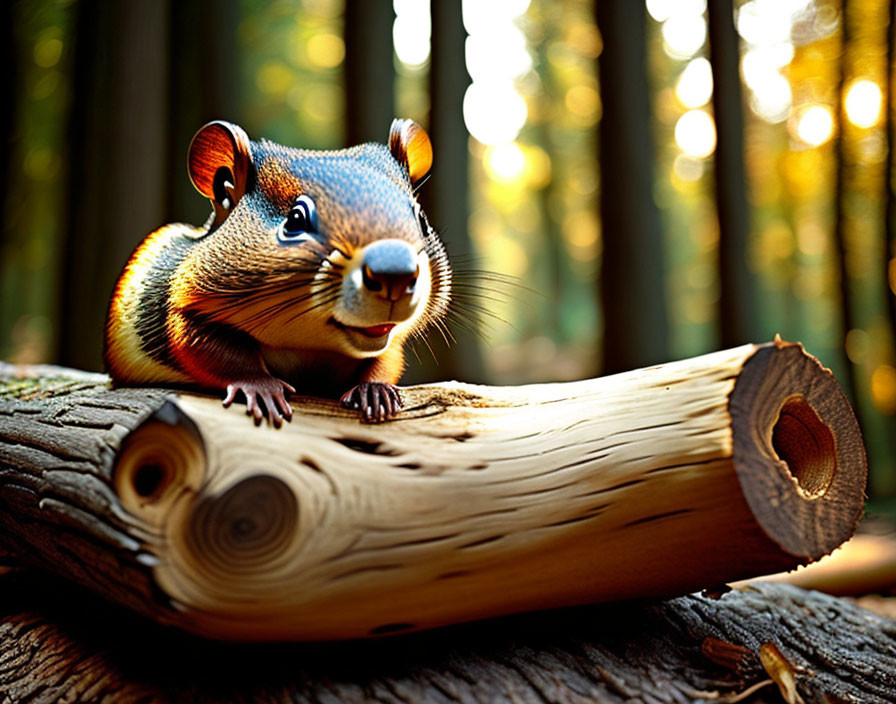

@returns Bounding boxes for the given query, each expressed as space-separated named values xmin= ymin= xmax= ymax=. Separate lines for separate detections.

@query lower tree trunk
xmin=0 ymin=574 xmax=893 ymax=703
xmin=595 ymin=0 xmax=669 ymax=373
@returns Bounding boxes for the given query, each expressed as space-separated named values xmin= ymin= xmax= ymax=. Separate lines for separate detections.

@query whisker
xmin=407 ymin=339 xmax=425 ymax=365
xmin=230 ymin=279 xmax=344 ymax=330
xmin=412 ymin=174 xmax=431 ymax=194
xmin=409 ymin=331 xmax=440 ymax=367
xmin=449 ymin=296 xmax=513 ymax=325
xmin=216 ymin=278 xmax=342 ymax=323
xmin=432 ymin=317 xmax=456 ymax=346
xmin=446 ymin=307 xmax=488 ymax=330
xmin=451 ymin=273 xmax=537 ymax=299
xmin=284 ymin=290 xmax=343 ymax=322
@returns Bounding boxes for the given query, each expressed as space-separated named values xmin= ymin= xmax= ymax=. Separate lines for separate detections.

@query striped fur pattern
xmin=103 ymin=120 xmax=450 ymax=409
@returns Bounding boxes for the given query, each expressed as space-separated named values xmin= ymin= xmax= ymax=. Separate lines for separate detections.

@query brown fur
xmin=104 ymin=119 xmax=450 ymax=422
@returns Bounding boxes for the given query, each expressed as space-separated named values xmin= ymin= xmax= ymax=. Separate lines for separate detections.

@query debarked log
xmin=0 ymin=341 xmax=867 ymax=641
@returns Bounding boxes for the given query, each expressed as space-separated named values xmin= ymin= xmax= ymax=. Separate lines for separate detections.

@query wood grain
xmin=0 ymin=342 xmax=868 ymax=641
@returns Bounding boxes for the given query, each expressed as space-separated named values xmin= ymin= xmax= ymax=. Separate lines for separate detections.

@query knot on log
xmin=184 ymin=475 xmax=299 ymax=587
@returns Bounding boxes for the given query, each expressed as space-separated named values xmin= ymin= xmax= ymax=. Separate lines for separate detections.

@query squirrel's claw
xmin=341 ymin=382 xmax=403 ymax=423
xmin=223 ymin=378 xmax=295 ymax=427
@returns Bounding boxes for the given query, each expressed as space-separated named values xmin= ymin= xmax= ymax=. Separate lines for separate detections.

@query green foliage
xmin=1 ymin=0 xmax=73 ymax=364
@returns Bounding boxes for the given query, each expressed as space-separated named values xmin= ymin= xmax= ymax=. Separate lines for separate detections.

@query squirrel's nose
xmin=361 ymin=240 xmax=419 ymax=302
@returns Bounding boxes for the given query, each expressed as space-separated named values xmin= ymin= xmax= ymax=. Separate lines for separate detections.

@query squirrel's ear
xmin=188 ymin=121 xmax=252 ymax=229
xmin=389 ymin=119 xmax=432 ymax=185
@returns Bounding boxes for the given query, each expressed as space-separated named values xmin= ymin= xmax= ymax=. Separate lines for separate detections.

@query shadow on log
xmin=0 ymin=342 xmax=868 ymax=643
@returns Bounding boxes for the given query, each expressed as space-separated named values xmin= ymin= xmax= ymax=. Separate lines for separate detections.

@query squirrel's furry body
xmin=104 ymin=120 xmax=448 ymax=423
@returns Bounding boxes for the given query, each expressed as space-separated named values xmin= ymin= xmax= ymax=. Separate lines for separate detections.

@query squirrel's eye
xmin=279 ymin=194 xmax=319 ymax=243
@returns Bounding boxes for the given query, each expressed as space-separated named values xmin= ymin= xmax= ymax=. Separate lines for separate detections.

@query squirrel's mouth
xmin=330 ymin=319 xmax=396 ymax=338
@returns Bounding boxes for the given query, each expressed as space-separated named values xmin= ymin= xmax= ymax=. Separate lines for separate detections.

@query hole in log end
xmin=730 ymin=343 xmax=866 ymax=561
xmin=771 ymin=395 xmax=836 ymax=499
xmin=133 ymin=463 xmax=168 ymax=498
xmin=113 ymin=403 xmax=206 ymax=526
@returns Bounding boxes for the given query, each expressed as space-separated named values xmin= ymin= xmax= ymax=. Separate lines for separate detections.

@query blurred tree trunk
xmin=0 ymin=0 xmax=14 ymax=257
xmin=536 ymin=119 xmax=568 ymax=347
xmin=167 ymin=0 xmax=241 ymax=226
xmin=531 ymin=13 xmax=571 ymax=348
xmin=408 ymin=0 xmax=484 ymax=384
xmin=707 ymin=0 xmax=758 ymax=347
xmin=832 ymin=0 xmax=864 ymax=461
xmin=832 ymin=3 xmax=860 ymax=405
xmin=0 ymin=0 xmax=18 ymax=358
xmin=594 ymin=0 xmax=668 ymax=374
xmin=58 ymin=1 xmax=171 ymax=371
xmin=885 ymin=0 xmax=896 ymax=337
xmin=58 ymin=0 xmax=241 ymax=371
xmin=344 ymin=0 xmax=395 ymax=146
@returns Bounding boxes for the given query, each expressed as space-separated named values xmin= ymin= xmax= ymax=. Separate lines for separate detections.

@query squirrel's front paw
xmin=340 ymin=382 xmax=403 ymax=423
xmin=223 ymin=377 xmax=296 ymax=427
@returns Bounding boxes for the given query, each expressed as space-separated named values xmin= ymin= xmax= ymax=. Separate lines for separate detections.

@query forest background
xmin=3 ymin=0 xmax=895 ymax=508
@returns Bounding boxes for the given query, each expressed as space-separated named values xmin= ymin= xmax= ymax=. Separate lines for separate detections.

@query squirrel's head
xmin=175 ymin=120 xmax=451 ymax=360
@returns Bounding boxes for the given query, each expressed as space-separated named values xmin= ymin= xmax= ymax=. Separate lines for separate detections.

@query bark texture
xmin=0 ymin=364 xmax=174 ymax=623
xmin=0 ymin=575 xmax=893 ymax=703
xmin=0 ymin=355 xmax=889 ymax=701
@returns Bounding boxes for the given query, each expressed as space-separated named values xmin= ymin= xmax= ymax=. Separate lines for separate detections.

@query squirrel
xmin=103 ymin=119 xmax=451 ymax=425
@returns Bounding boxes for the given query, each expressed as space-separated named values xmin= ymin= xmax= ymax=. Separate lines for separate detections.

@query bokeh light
xmin=464 ymin=82 xmax=528 ymax=146
xmin=748 ymin=72 xmax=792 ymax=123
xmin=741 ymin=49 xmax=793 ymax=123
xmin=33 ymin=36 xmax=63 ymax=68
xmin=462 ymin=0 xmax=531 ymax=33
xmin=462 ymin=0 xmax=531 ymax=145
xmin=393 ymin=0 xmax=431 ymax=68
xmin=736 ymin=0 xmax=810 ymax=45
xmin=673 ymin=154 xmax=706 ymax=182
xmin=565 ymin=84 xmax=601 ymax=123
xmin=674 ymin=109 xmax=716 ymax=158
xmin=661 ymin=12 xmax=706 ymax=60
xmin=465 ymin=28 xmax=531 ymax=84
xmin=736 ymin=0 xmax=815 ymax=124
xmin=845 ymin=327 xmax=870 ymax=364
xmin=871 ymin=365 xmax=896 ymax=414
xmin=648 ymin=0 xmax=708 ymax=23
xmin=306 ymin=32 xmax=344 ymax=69
xmin=844 ymin=79 xmax=883 ymax=129
xmin=484 ymin=143 xmax=527 ymax=183
xmin=256 ymin=61 xmax=292 ymax=98
xmin=793 ymin=104 xmax=835 ymax=146
xmin=675 ymin=57 xmax=713 ymax=108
